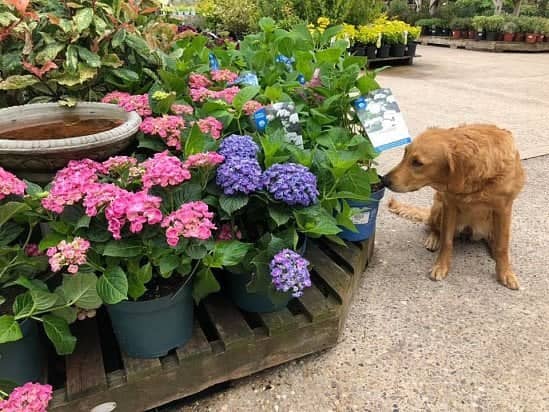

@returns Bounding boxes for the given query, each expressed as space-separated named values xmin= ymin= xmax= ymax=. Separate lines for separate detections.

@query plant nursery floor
xmin=157 ymin=46 xmax=549 ymax=411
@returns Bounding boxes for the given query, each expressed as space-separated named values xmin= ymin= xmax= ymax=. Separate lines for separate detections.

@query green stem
xmin=0 ymin=388 xmax=9 ymax=398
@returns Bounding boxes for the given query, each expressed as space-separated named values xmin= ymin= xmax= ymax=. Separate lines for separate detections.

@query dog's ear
xmin=446 ymin=150 xmax=466 ymax=193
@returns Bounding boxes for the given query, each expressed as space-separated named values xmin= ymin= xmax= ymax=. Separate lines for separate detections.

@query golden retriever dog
xmin=382 ymin=124 xmax=525 ymax=289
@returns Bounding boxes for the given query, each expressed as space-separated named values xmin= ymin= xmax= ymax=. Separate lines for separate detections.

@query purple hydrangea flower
xmin=216 ymin=157 xmax=263 ymax=195
xmin=270 ymin=249 xmax=312 ymax=297
xmin=218 ymin=134 xmax=259 ymax=160
xmin=262 ymin=163 xmax=319 ymax=207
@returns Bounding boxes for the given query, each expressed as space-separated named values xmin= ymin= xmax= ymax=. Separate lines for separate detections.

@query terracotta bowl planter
xmin=0 ymin=102 xmax=141 ymax=183
xmin=503 ymin=32 xmax=514 ymax=42
xmin=525 ymin=33 xmax=537 ymax=44
xmin=452 ymin=30 xmax=461 ymax=39
xmin=537 ymin=34 xmax=545 ymax=43
xmin=468 ymin=30 xmax=476 ymax=39
xmin=515 ymin=32 xmax=525 ymax=42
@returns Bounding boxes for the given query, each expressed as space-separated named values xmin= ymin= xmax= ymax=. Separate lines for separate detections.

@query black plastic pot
xmin=351 ymin=45 xmax=366 ymax=56
xmin=377 ymin=44 xmax=391 ymax=58
xmin=476 ymin=30 xmax=485 ymax=41
xmin=406 ymin=41 xmax=417 ymax=56
xmin=107 ymin=282 xmax=193 ymax=358
xmin=390 ymin=44 xmax=406 ymax=57
xmin=486 ymin=31 xmax=498 ymax=41
xmin=366 ymin=45 xmax=377 ymax=59
xmin=0 ymin=319 xmax=45 ymax=384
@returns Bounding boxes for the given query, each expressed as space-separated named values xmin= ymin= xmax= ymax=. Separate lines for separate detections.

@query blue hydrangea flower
xmin=269 ymin=249 xmax=312 ymax=297
xmin=218 ymin=134 xmax=259 ymax=161
xmin=216 ymin=157 xmax=263 ymax=195
xmin=262 ymin=163 xmax=319 ymax=207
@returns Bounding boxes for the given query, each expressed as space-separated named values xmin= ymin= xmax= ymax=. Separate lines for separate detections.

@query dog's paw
xmin=424 ymin=232 xmax=440 ymax=252
xmin=498 ymin=270 xmax=520 ymax=290
xmin=430 ymin=263 xmax=449 ymax=281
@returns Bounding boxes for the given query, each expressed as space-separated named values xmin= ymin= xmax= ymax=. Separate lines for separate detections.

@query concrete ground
xmin=169 ymin=47 xmax=549 ymax=411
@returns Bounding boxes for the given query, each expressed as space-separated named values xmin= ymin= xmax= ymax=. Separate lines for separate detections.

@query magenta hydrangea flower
xmin=83 ymin=183 xmax=125 ymax=217
xmin=139 ymin=115 xmax=186 ymax=150
xmin=47 ymin=237 xmax=90 ymax=274
xmin=269 ymin=249 xmax=312 ymax=297
xmin=242 ymin=100 xmax=263 ymax=116
xmin=161 ymin=201 xmax=216 ymax=246
xmin=0 ymin=382 xmax=52 ymax=412
xmin=211 ymin=69 xmax=238 ymax=83
xmin=105 ymin=191 xmax=163 ymax=239
xmin=102 ymin=156 xmax=137 ymax=172
xmin=183 ymin=152 xmax=225 ymax=169
xmin=141 ymin=151 xmax=191 ymax=190
xmin=171 ymin=103 xmax=194 ymax=116
xmin=197 ymin=116 xmax=223 ymax=139
xmin=117 ymin=94 xmax=152 ymax=117
xmin=0 ymin=167 xmax=26 ymax=201
xmin=216 ymin=223 xmax=242 ymax=241
xmin=42 ymin=159 xmax=105 ymax=214
xmin=101 ymin=91 xmax=131 ymax=104
xmin=189 ymin=73 xmax=212 ymax=89
xmin=24 ymin=243 xmax=41 ymax=257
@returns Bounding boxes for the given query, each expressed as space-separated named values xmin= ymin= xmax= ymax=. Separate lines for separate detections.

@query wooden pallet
xmin=48 ymin=236 xmax=375 ymax=412
xmin=420 ymin=36 xmax=549 ymax=52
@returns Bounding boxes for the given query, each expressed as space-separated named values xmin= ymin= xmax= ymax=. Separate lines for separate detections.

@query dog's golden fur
xmin=383 ymin=124 xmax=525 ymax=289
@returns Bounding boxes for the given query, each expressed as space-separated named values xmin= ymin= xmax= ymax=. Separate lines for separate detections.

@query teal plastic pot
xmin=338 ymin=188 xmax=385 ymax=242
xmin=229 ymin=272 xmax=292 ymax=313
xmin=107 ymin=283 xmax=193 ymax=358
xmin=228 ymin=237 xmax=307 ymax=313
xmin=0 ymin=319 xmax=45 ymax=384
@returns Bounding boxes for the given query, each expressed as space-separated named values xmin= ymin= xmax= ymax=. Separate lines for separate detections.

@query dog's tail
xmin=387 ymin=197 xmax=430 ymax=223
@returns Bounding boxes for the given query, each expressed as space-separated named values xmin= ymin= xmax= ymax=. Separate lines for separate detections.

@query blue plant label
xmin=297 ymin=74 xmax=306 ymax=85
xmin=253 ymin=108 xmax=268 ymax=132
xmin=209 ymin=53 xmax=219 ymax=71
xmin=354 ymin=88 xmax=411 ymax=153
xmin=275 ymin=54 xmax=295 ymax=71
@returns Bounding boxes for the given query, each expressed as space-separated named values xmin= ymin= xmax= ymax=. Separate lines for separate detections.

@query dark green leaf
xmin=77 ymin=47 xmax=101 ymax=68
xmin=0 ymin=202 xmax=31 ymax=226
xmin=159 ymin=255 xmax=180 ymax=278
xmin=73 ymin=8 xmax=93 ymax=32
xmin=0 ymin=315 xmax=22 ymax=344
xmin=12 ymin=292 xmax=35 ymax=319
xmin=233 ymin=86 xmax=261 ymax=111
xmin=97 ymin=266 xmax=128 ymax=304
xmin=192 ymin=267 xmax=220 ymax=303
xmin=61 ymin=272 xmax=102 ymax=309
xmin=268 ymin=205 xmax=291 ymax=226
xmin=219 ymin=195 xmax=249 ymax=215
xmin=42 ymin=315 xmax=76 ymax=355
xmin=103 ymin=240 xmax=143 ymax=258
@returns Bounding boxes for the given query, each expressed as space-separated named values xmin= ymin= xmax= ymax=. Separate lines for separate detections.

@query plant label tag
xmin=354 ymin=88 xmax=411 ymax=153
xmin=254 ymin=102 xmax=304 ymax=148
xmin=351 ymin=210 xmax=371 ymax=225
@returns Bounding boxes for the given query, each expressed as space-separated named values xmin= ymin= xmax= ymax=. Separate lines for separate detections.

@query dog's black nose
xmin=381 ymin=174 xmax=391 ymax=188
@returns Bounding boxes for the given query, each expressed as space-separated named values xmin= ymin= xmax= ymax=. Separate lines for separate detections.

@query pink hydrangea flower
xmin=104 ymin=190 xmax=163 ymax=239
xmin=216 ymin=223 xmax=242 ymax=241
xmin=211 ymin=69 xmax=238 ymax=83
xmin=190 ymin=87 xmax=214 ymax=103
xmin=47 ymin=237 xmax=90 ymax=274
xmin=242 ymin=100 xmax=263 ymax=116
xmin=197 ymin=116 xmax=223 ymax=139
xmin=83 ymin=183 xmax=125 ymax=217
xmin=171 ymin=104 xmax=194 ymax=116
xmin=102 ymin=156 xmax=137 ymax=171
xmin=0 ymin=382 xmax=52 ymax=412
xmin=101 ymin=91 xmax=131 ymax=104
xmin=213 ymin=86 xmax=241 ymax=105
xmin=161 ymin=201 xmax=216 ymax=246
xmin=140 ymin=115 xmax=186 ymax=150
xmin=42 ymin=159 xmax=104 ymax=214
xmin=183 ymin=152 xmax=225 ymax=169
xmin=24 ymin=243 xmax=41 ymax=257
xmin=0 ymin=167 xmax=26 ymax=201
xmin=141 ymin=151 xmax=191 ymax=189
xmin=189 ymin=73 xmax=212 ymax=89
xmin=117 ymin=94 xmax=152 ymax=117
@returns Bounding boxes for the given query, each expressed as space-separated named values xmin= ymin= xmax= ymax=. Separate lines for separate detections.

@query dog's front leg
xmin=493 ymin=204 xmax=520 ymax=290
xmin=430 ymin=202 xmax=457 ymax=281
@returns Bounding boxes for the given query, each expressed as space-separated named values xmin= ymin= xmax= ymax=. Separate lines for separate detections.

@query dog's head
xmin=382 ymin=128 xmax=465 ymax=193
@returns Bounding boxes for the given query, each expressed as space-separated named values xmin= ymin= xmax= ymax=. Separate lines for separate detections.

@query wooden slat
xmin=258 ymin=308 xmax=298 ymax=336
xmin=176 ymin=321 xmax=212 ymax=362
xmin=317 ymin=240 xmax=361 ymax=274
xmin=307 ymin=243 xmax=351 ymax=302
xmin=65 ymin=318 xmax=107 ymax=400
xmin=203 ymin=294 xmax=254 ymax=351
xmin=298 ymin=283 xmax=338 ymax=322
xmin=121 ymin=352 xmax=162 ymax=383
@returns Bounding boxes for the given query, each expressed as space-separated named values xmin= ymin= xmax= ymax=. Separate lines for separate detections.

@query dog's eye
xmin=411 ymin=159 xmax=423 ymax=168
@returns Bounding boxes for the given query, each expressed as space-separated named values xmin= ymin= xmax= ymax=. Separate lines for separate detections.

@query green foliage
xmin=0 ymin=0 xmax=180 ymax=107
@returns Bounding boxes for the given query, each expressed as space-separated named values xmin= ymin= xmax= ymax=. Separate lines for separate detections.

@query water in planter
xmin=0 ymin=117 xmax=123 ymax=140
